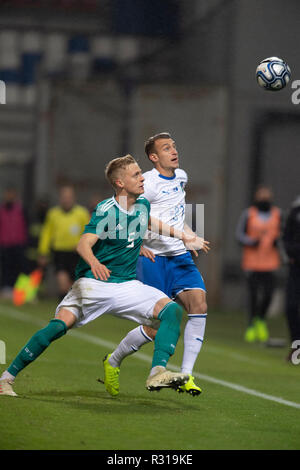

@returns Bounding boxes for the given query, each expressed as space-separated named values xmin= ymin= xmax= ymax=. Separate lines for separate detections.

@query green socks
xmin=152 ymin=302 xmax=183 ymax=368
xmin=7 ymin=319 xmax=67 ymax=377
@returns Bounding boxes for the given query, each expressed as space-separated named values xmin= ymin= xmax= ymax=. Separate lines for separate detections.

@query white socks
xmin=109 ymin=326 xmax=153 ymax=368
xmin=181 ymin=314 xmax=207 ymax=375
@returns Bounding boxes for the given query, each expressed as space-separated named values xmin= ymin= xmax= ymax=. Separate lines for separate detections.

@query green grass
xmin=0 ymin=299 xmax=299 ymax=450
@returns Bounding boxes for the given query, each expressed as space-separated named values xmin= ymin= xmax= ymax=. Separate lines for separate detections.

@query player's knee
xmin=158 ymin=301 xmax=183 ymax=333
xmin=34 ymin=319 xmax=67 ymax=348
xmin=189 ymin=299 xmax=207 ymax=315
xmin=200 ymin=301 xmax=208 ymax=315
xmin=143 ymin=326 xmax=157 ymax=340
xmin=155 ymin=302 xmax=183 ymax=358
xmin=48 ymin=319 xmax=68 ymax=340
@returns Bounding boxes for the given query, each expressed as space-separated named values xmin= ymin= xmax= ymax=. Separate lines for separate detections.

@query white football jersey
xmin=142 ymin=168 xmax=188 ymax=256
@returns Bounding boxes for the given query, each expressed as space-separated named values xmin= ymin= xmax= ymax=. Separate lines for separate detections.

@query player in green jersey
xmin=0 ymin=155 xmax=204 ymax=397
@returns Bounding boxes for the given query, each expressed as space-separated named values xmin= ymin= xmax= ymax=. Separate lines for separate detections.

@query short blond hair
xmin=105 ymin=154 xmax=137 ymax=189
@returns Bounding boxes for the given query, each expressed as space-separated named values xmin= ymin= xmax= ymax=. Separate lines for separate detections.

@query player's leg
xmin=244 ymin=271 xmax=259 ymax=342
xmin=102 ymin=325 xmax=155 ymax=396
xmin=0 ymin=308 xmax=75 ymax=396
xmin=107 ymin=255 xmax=165 ymax=368
xmin=176 ymin=289 xmax=207 ymax=395
xmin=112 ymin=288 xmax=207 ymax=395
xmin=255 ymin=272 xmax=273 ymax=342
xmin=104 ymin=298 xmax=188 ymax=394
xmin=102 ymin=281 xmax=188 ymax=394
xmin=102 ymin=256 xmax=165 ymax=395
xmin=108 ymin=325 xmax=155 ymax=368
xmin=103 ymin=325 xmax=156 ymax=396
xmin=167 ymin=253 xmax=207 ymax=395
xmin=145 ymin=297 xmax=189 ymax=391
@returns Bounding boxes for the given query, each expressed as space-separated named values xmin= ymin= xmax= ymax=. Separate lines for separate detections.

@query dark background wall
xmin=0 ymin=0 xmax=299 ymax=308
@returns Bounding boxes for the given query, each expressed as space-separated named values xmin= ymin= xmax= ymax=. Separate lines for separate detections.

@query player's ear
xmin=149 ymin=152 xmax=158 ymax=164
xmin=114 ymin=178 xmax=124 ymax=191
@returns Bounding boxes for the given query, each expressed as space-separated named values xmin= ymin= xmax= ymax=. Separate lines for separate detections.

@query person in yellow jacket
xmin=236 ymin=185 xmax=282 ymax=343
xmin=38 ymin=185 xmax=90 ymax=300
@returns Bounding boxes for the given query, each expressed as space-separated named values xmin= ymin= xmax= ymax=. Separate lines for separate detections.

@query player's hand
xmin=90 ymin=259 xmax=111 ymax=281
xmin=182 ymin=233 xmax=210 ymax=257
xmin=140 ymin=246 xmax=156 ymax=262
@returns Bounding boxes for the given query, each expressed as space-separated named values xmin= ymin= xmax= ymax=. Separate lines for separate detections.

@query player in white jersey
xmin=102 ymin=133 xmax=210 ymax=396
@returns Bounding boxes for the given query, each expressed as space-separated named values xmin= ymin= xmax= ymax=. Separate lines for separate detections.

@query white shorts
xmin=55 ymin=277 xmax=168 ymax=329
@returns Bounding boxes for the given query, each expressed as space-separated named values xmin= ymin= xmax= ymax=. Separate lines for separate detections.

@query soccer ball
xmin=256 ymin=57 xmax=291 ymax=91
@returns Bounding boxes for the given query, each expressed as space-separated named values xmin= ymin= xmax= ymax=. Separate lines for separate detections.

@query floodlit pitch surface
xmin=0 ymin=299 xmax=299 ymax=450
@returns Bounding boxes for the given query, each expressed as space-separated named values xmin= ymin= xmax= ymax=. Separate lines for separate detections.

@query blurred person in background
xmin=282 ymin=195 xmax=300 ymax=362
xmin=38 ymin=184 xmax=90 ymax=300
xmin=25 ymin=196 xmax=50 ymax=274
xmin=236 ymin=185 xmax=282 ymax=343
xmin=0 ymin=186 xmax=27 ymax=298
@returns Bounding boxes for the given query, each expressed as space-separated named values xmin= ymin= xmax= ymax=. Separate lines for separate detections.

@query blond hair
xmin=105 ymin=154 xmax=137 ymax=189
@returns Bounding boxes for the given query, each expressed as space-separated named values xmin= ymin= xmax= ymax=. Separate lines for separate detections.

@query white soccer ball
xmin=256 ymin=57 xmax=291 ymax=91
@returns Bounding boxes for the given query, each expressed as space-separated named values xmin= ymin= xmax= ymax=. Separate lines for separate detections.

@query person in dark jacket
xmin=282 ymin=195 xmax=300 ymax=361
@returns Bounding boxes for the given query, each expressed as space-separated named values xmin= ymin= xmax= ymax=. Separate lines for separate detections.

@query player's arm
xmin=76 ymin=233 xmax=111 ymax=281
xmin=183 ymin=222 xmax=210 ymax=255
xmin=148 ymin=216 xmax=210 ymax=256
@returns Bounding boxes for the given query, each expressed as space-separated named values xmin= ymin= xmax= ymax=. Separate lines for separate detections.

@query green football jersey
xmin=75 ymin=195 xmax=150 ymax=283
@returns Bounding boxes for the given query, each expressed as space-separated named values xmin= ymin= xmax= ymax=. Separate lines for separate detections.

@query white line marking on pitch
xmin=1 ymin=305 xmax=300 ymax=410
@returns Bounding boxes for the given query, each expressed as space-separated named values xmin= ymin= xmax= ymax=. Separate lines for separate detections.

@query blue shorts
xmin=136 ymin=252 xmax=206 ymax=300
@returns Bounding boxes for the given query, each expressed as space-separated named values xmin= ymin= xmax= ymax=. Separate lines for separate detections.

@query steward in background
xmin=236 ymin=185 xmax=282 ymax=343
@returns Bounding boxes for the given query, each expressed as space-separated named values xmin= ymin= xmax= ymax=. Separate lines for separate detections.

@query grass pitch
xmin=0 ymin=298 xmax=299 ymax=450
